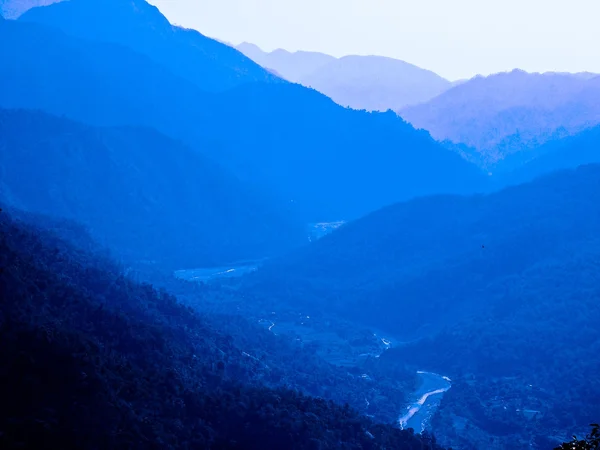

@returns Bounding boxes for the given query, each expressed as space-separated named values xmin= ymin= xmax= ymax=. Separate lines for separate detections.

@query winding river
xmin=372 ymin=333 xmax=452 ymax=432
xmin=398 ymin=371 xmax=451 ymax=432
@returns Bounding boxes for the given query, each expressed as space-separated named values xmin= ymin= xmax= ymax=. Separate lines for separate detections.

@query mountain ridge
xmin=236 ymin=42 xmax=452 ymax=111
xmin=0 ymin=107 xmax=305 ymax=269
xmin=400 ymin=69 xmax=600 ymax=166
xmin=20 ymin=0 xmax=282 ymax=92
xmin=0 ymin=16 xmax=486 ymax=223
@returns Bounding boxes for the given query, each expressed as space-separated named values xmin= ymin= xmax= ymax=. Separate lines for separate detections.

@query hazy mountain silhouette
xmin=237 ymin=42 xmax=452 ymax=111
xmin=0 ymin=0 xmax=60 ymax=18
xmin=400 ymin=69 xmax=600 ymax=166
xmin=236 ymin=42 xmax=336 ymax=82
xmin=0 ymin=19 xmax=217 ymax=143
xmin=20 ymin=0 xmax=281 ymax=92
xmin=300 ymin=55 xmax=452 ymax=111
xmin=209 ymin=82 xmax=486 ymax=220
xmin=0 ymin=18 xmax=486 ymax=221
xmin=0 ymin=108 xmax=304 ymax=269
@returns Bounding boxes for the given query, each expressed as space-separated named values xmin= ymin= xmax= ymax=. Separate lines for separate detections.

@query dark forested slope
xmin=245 ymin=165 xmax=600 ymax=448
xmin=0 ymin=16 xmax=486 ymax=221
xmin=0 ymin=208 xmax=446 ymax=449
xmin=0 ymin=108 xmax=304 ymax=269
xmin=248 ymin=164 xmax=600 ymax=334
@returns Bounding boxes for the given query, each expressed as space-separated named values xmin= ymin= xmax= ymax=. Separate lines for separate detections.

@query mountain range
xmin=236 ymin=42 xmax=453 ymax=111
xmin=1 ymin=0 xmax=599 ymax=449
xmin=400 ymin=69 xmax=600 ymax=168
xmin=2 ymin=7 xmax=486 ymax=222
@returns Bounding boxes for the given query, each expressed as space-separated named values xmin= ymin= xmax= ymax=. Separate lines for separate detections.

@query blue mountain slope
xmin=0 ymin=108 xmax=304 ymax=269
xmin=0 ymin=19 xmax=216 ymax=131
xmin=0 ymin=18 xmax=486 ymax=222
xmin=498 ymin=125 xmax=600 ymax=185
xmin=247 ymin=164 xmax=600 ymax=335
xmin=210 ymin=82 xmax=488 ymax=219
xmin=19 ymin=0 xmax=280 ymax=92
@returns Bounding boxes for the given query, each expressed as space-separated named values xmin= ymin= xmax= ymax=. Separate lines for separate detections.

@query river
xmin=398 ymin=371 xmax=452 ymax=433
xmin=174 ymin=222 xmax=345 ymax=282
xmin=372 ymin=332 xmax=452 ymax=432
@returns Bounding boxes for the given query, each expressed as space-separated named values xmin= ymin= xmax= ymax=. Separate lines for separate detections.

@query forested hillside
xmin=0 ymin=207 xmax=447 ymax=449
xmin=0 ymin=108 xmax=304 ymax=269
xmin=245 ymin=165 xmax=600 ymax=448
xmin=247 ymin=165 xmax=599 ymax=329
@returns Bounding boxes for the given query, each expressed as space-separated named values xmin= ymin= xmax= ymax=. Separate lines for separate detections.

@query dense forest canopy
xmin=0 ymin=207 xmax=446 ymax=449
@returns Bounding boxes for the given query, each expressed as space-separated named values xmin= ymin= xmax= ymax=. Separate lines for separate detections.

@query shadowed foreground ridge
xmin=0 ymin=208 xmax=446 ymax=449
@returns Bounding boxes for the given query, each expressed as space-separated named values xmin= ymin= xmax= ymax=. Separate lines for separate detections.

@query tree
xmin=555 ymin=424 xmax=600 ymax=450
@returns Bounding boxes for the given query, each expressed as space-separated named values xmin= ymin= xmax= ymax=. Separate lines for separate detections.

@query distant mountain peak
xmin=19 ymin=0 xmax=280 ymax=91
xmin=236 ymin=42 xmax=450 ymax=109
xmin=400 ymin=68 xmax=600 ymax=167
xmin=237 ymin=41 xmax=263 ymax=52
xmin=0 ymin=0 xmax=63 ymax=19
xmin=235 ymin=42 xmax=267 ymax=60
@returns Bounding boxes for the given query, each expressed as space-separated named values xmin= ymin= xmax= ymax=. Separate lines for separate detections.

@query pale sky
xmin=149 ymin=0 xmax=600 ymax=81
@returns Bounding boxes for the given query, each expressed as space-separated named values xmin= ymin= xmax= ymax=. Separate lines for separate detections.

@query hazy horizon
xmin=149 ymin=0 xmax=600 ymax=80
